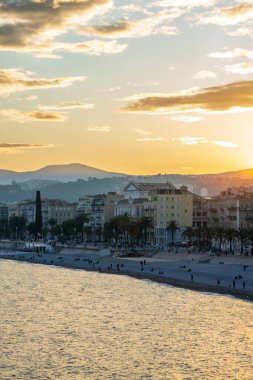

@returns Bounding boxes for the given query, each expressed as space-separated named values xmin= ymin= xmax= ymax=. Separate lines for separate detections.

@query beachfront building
xmin=150 ymin=187 xmax=193 ymax=246
xmin=9 ymin=198 xmax=76 ymax=226
xmin=114 ymin=198 xmax=149 ymax=219
xmin=207 ymin=187 xmax=253 ymax=229
xmin=124 ymin=181 xmax=176 ymax=200
xmin=104 ymin=192 xmax=124 ymax=222
xmin=89 ymin=194 xmax=106 ymax=234
xmin=192 ymin=194 xmax=209 ymax=228
xmin=42 ymin=199 xmax=76 ymax=225
xmin=76 ymin=195 xmax=94 ymax=216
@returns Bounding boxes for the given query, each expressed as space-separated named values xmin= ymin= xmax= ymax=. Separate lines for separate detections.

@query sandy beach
xmin=1 ymin=248 xmax=253 ymax=302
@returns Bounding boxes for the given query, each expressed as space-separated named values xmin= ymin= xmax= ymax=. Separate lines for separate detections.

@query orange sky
xmin=0 ymin=0 xmax=253 ymax=174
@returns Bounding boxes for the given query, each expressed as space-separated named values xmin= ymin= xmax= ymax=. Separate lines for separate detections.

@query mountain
xmin=0 ymin=165 xmax=253 ymax=202
xmin=0 ymin=163 xmax=126 ymax=184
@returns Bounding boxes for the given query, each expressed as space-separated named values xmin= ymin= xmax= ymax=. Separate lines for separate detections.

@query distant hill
xmin=0 ymin=163 xmax=126 ymax=184
xmin=0 ymin=164 xmax=253 ymax=202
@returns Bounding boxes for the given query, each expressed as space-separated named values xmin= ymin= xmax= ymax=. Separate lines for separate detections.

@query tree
xmin=224 ymin=227 xmax=237 ymax=253
xmin=9 ymin=216 xmax=26 ymax=240
xmin=167 ymin=220 xmax=179 ymax=245
xmin=137 ymin=216 xmax=153 ymax=244
xmin=182 ymin=226 xmax=195 ymax=245
xmin=0 ymin=219 xmax=10 ymax=239
xmin=62 ymin=219 xmax=76 ymax=240
xmin=213 ymin=227 xmax=225 ymax=252
xmin=247 ymin=227 xmax=253 ymax=255
xmin=74 ymin=213 xmax=89 ymax=241
xmin=236 ymin=228 xmax=248 ymax=255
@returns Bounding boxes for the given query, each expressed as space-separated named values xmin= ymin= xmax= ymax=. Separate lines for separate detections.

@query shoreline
xmin=1 ymin=250 xmax=253 ymax=302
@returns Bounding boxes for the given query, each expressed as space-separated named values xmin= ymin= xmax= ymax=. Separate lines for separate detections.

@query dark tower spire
xmin=35 ymin=190 xmax=42 ymax=240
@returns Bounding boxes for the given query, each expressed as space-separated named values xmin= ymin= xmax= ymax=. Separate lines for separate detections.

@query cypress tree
xmin=35 ymin=190 xmax=43 ymax=240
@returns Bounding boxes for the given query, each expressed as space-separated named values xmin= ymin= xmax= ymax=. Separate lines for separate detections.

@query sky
xmin=0 ymin=0 xmax=253 ymax=175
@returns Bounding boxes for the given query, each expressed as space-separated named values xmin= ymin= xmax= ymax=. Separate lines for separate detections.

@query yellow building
xmin=150 ymin=188 xmax=193 ymax=246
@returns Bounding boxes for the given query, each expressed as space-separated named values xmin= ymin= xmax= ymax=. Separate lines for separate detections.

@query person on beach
xmin=243 ymin=281 xmax=246 ymax=289
xmin=217 ymin=279 xmax=220 ymax=286
xmin=191 ymin=273 xmax=193 ymax=282
xmin=233 ymin=280 xmax=235 ymax=289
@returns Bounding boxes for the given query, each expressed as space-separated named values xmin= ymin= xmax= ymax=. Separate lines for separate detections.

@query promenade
xmin=1 ymin=248 xmax=253 ymax=302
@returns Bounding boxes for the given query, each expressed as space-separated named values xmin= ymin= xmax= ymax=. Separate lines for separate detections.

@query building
xmin=104 ymin=192 xmax=124 ymax=222
xmin=10 ymin=198 xmax=76 ymax=226
xmin=208 ymin=187 xmax=253 ymax=229
xmin=192 ymin=194 xmax=209 ymax=228
xmin=124 ymin=181 xmax=176 ymax=200
xmin=151 ymin=187 xmax=193 ymax=246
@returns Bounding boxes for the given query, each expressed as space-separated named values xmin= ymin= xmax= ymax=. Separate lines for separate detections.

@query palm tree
xmin=201 ymin=227 xmax=214 ymax=251
xmin=224 ymin=227 xmax=237 ymax=253
xmin=236 ymin=228 xmax=248 ymax=255
xmin=182 ymin=226 xmax=195 ymax=245
xmin=247 ymin=227 xmax=253 ymax=255
xmin=167 ymin=220 xmax=179 ymax=245
xmin=137 ymin=216 xmax=153 ymax=244
xmin=213 ymin=227 xmax=225 ymax=252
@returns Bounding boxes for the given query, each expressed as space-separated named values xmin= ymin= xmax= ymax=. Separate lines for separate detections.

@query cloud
xmin=66 ymin=39 xmax=127 ymax=55
xmin=39 ymin=101 xmax=95 ymax=110
xmin=133 ymin=128 xmax=152 ymax=135
xmin=0 ymin=143 xmax=53 ymax=149
xmin=87 ymin=125 xmax=111 ymax=132
xmin=79 ymin=10 xmax=180 ymax=38
xmin=122 ymin=80 xmax=253 ymax=114
xmin=171 ymin=115 xmax=204 ymax=123
xmin=25 ymin=95 xmax=38 ymax=101
xmin=172 ymin=136 xmax=207 ymax=145
xmin=208 ymin=48 xmax=253 ymax=59
xmin=224 ymin=62 xmax=253 ymax=75
xmin=0 ymin=142 xmax=55 ymax=154
xmin=0 ymin=68 xmax=86 ymax=95
xmin=0 ymin=109 xmax=67 ymax=122
xmin=199 ymin=3 xmax=253 ymax=26
xmin=153 ymin=0 xmax=216 ymax=8
xmin=212 ymin=141 xmax=238 ymax=148
xmin=0 ymin=0 xmax=113 ymax=55
xmin=194 ymin=70 xmax=217 ymax=79
xmin=137 ymin=137 xmax=164 ymax=142
xmin=172 ymin=136 xmax=237 ymax=148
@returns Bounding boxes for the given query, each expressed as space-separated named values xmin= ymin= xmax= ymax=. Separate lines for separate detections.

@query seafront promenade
xmin=1 ymin=248 xmax=253 ymax=301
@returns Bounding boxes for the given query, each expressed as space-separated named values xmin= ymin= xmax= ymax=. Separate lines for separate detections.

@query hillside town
xmin=1 ymin=181 xmax=253 ymax=253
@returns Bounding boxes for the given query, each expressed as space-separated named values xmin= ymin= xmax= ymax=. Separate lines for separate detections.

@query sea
xmin=1 ymin=260 xmax=253 ymax=380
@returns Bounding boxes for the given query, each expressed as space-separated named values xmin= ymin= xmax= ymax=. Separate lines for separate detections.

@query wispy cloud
xmin=208 ymin=48 xmax=253 ymax=59
xmin=0 ymin=109 xmax=67 ymax=122
xmin=0 ymin=142 xmax=55 ymax=154
xmin=87 ymin=125 xmax=111 ymax=132
xmin=153 ymin=0 xmax=216 ymax=8
xmin=199 ymin=3 xmax=253 ymax=26
xmin=225 ymin=62 xmax=253 ymax=75
xmin=80 ymin=10 xmax=180 ymax=38
xmin=39 ymin=101 xmax=95 ymax=110
xmin=137 ymin=137 xmax=164 ymax=142
xmin=172 ymin=136 xmax=237 ymax=148
xmin=212 ymin=140 xmax=238 ymax=148
xmin=133 ymin=128 xmax=152 ymax=135
xmin=171 ymin=115 xmax=204 ymax=123
xmin=194 ymin=70 xmax=217 ymax=79
xmin=0 ymin=69 xmax=86 ymax=95
xmin=122 ymin=80 xmax=253 ymax=114
xmin=172 ymin=136 xmax=207 ymax=145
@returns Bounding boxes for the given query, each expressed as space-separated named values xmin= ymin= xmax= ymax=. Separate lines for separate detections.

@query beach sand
xmin=1 ymin=249 xmax=253 ymax=302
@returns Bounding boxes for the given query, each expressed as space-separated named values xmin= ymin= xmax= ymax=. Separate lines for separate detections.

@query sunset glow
xmin=1 ymin=0 xmax=252 ymax=174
